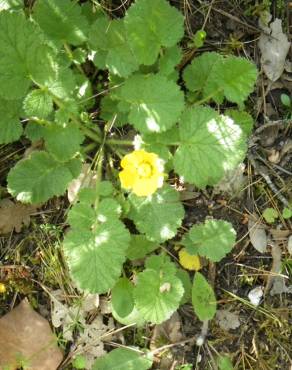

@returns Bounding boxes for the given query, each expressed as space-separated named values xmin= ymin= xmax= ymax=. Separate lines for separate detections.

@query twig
xmin=249 ymin=156 xmax=289 ymax=207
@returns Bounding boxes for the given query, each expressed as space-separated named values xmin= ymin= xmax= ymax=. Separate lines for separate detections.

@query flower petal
xmin=119 ymin=169 xmax=138 ymax=189
xmin=132 ymin=178 xmax=158 ymax=197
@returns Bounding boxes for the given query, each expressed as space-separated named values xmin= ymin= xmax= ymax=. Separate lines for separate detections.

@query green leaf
xmin=67 ymin=157 xmax=82 ymax=178
xmin=99 ymin=181 xmax=114 ymax=197
xmin=0 ymin=11 xmax=57 ymax=99
xmin=0 ymin=0 xmax=23 ymax=11
xmin=97 ymin=198 xmax=122 ymax=221
xmin=183 ymin=52 xmax=224 ymax=103
xmin=112 ymin=305 xmax=145 ymax=327
xmin=116 ymin=73 xmax=184 ymax=134
xmin=23 ymin=89 xmax=53 ymax=119
xmin=46 ymin=69 xmax=76 ymax=101
xmin=217 ymin=356 xmax=234 ymax=370
xmin=263 ymin=207 xmax=278 ymax=223
xmin=280 ymin=93 xmax=291 ymax=107
xmin=145 ymin=254 xmax=176 ymax=276
xmin=24 ymin=122 xmax=46 ymax=142
xmin=185 ymin=220 xmax=236 ymax=262
xmin=159 ymin=45 xmax=182 ymax=77
xmin=89 ymin=17 xmax=139 ymax=77
xmin=7 ymin=151 xmax=80 ymax=203
xmin=126 ymin=235 xmax=159 ymax=260
xmin=54 ymin=100 xmax=79 ymax=124
xmin=125 ymin=0 xmax=184 ymax=65
xmin=282 ymin=207 xmax=292 ymax=219
xmin=43 ymin=124 xmax=84 ymax=161
xmin=212 ymin=56 xmax=257 ymax=106
xmin=183 ymin=53 xmax=257 ymax=105
xmin=134 ymin=269 xmax=184 ymax=324
xmin=225 ymin=109 xmax=254 ymax=136
xmin=111 ymin=278 xmax=134 ymax=318
xmin=129 ymin=185 xmax=185 ymax=242
xmin=0 ymin=98 xmax=22 ymax=144
xmin=176 ymin=269 xmax=192 ymax=304
xmin=72 ymin=355 xmax=87 ymax=369
xmin=67 ymin=202 xmax=95 ymax=231
xmin=100 ymin=94 xmax=129 ymax=127
xmin=33 ymin=0 xmax=89 ymax=45
xmin=63 ymin=218 xmax=130 ymax=293
xmin=192 ymin=272 xmax=216 ymax=321
xmin=173 ymin=107 xmax=246 ymax=188
xmin=192 ymin=29 xmax=207 ymax=48
xmin=93 ymin=348 xmax=153 ymax=370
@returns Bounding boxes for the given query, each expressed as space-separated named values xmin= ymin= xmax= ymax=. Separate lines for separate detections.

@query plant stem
xmin=94 ymin=148 xmax=104 ymax=213
xmin=107 ymin=139 xmax=133 ymax=146
xmin=193 ymin=88 xmax=222 ymax=105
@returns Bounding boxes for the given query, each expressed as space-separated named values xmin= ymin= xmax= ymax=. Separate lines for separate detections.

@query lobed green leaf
xmin=7 ymin=151 xmax=81 ymax=203
xmin=173 ymin=106 xmax=246 ymax=188
xmin=125 ymin=0 xmax=184 ymax=65
xmin=185 ymin=219 xmax=236 ymax=262
xmin=129 ymin=185 xmax=185 ymax=243
xmin=116 ymin=73 xmax=184 ymax=134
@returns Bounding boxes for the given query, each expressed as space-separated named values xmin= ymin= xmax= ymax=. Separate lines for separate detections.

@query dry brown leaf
xmin=214 ymin=163 xmax=246 ymax=196
xmin=288 ymin=235 xmax=292 ymax=255
xmin=268 ymin=149 xmax=280 ymax=164
xmin=248 ymin=214 xmax=268 ymax=253
xmin=270 ymin=228 xmax=290 ymax=241
xmin=258 ymin=18 xmax=290 ymax=81
xmin=216 ymin=309 xmax=241 ymax=331
xmin=0 ymin=199 xmax=37 ymax=234
xmin=150 ymin=312 xmax=183 ymax=351
xmin=0 ymin=299 xmax=63 ymax=370
xmin=67 ymin=163 xmax=97 ymax=203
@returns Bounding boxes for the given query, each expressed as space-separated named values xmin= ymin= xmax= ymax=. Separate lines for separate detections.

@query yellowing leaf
xmin=178 ymin=248 xmax=201 ymax=271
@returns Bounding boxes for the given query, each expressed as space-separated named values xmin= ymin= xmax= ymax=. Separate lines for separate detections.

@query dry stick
xmin=264 ymin=242 xmax=284 ymax=295
xmin=248 ymin=156 xmax=289 ymax=207
xmin=212 ymin=7 xmax=260 ymax=33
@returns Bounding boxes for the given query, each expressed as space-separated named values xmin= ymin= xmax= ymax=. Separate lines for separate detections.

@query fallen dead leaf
xmin=150 ymin=312 xmax=183 ymax=351
xmin=270 ymin=229 xmax=291 ymax=241
xmin=265 ymin=242 xmax=282 ymax=294
xmin=50 ymin=291 xmax=112 ymax=369
xmin=214 ymin=163 xmax=246 ymax=196
xmin=270 ymin=277 xmax=292 ymax=296
xmin=0 ymin=199 xmax=37 ymax=234
xmin=288 ymin=235 xmax=292 ymax=255
xmin=0 ymin=299 xmax=63 ymax=370
xmin=258 ymin=18 xmax=290 ymax=81
xmin=216 ymin=309 xmax=241 ymax=331
xmin=67 ymin=163 xmax=97 ymax=203
xmin=248 ymin=214 xmax=268 ymax=253
xmin=268 ymin=149 xmax=280 ymax=164
xmin=248 ymin=286 xmax=264 ymax=306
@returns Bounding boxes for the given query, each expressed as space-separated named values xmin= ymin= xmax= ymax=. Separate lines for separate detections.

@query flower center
xmin=137 ymin=162 xmax=152 ymax=178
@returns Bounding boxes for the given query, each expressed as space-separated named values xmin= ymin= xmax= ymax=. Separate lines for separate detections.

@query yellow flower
xmin=179 ymin=248 xmax=201 ymax=271
xmin=119 ymin=149 xmax=164 ymax=197
xmin=0 ymin=283 xmax=6 ymax=293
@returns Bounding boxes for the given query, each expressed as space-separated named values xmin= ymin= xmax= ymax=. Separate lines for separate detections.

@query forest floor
xmin=0 ymin=1 xmax=291 ymax=369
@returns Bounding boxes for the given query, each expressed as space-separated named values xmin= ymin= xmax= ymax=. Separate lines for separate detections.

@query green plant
xmin=280 ymin=93 xmax=292 ymax=119
xmin=263 ymin=207 xmax=279 ymax=223
xmin=0 ymin=0 xmax=257 ymax=367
